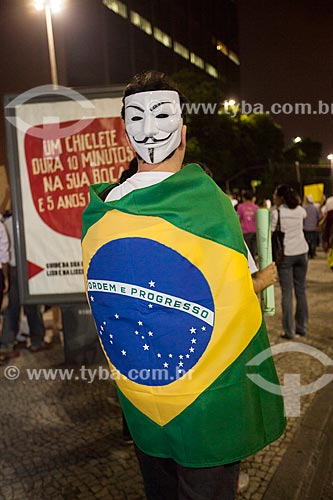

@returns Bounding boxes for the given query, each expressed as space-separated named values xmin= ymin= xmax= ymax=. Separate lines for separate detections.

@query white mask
xmin=124 ymin=90 xmax=183 ymax=164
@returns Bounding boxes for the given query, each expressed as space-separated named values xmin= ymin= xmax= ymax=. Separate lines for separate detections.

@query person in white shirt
xmin=98 ymin=70 xmax=281 ymax=500
xmin=0 ymin=214 xmax=46 ymax=360
xmin=0 ymin=219 xmax=9 ymax=309
xmin=271 ymin=185 xmax=309 ymax=339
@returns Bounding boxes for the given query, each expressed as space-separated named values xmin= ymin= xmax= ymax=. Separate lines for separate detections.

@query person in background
xmin=227 ymin=192 xmax=238 ymax=209
xmin=271 ymin=185 xmax=309 ymax=339
xmin=321 ymin=195 xmax=333 ymax=253
xmin=303 ymin=195 xmax=320 ymax=259
xmin=0 ymin=213 xmax=48 ymax=361
xmin=0 ymin=218 xmax=9 ymax=310
xmin=237 ymin=190 xmax=259 ymax=260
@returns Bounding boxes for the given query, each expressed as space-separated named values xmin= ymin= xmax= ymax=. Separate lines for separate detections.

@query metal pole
xmin=44 ymin=5 xmax=59 ymax=86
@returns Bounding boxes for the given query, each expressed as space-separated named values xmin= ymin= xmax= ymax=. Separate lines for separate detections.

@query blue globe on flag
xmin=87 ymin=237 xmax=215 ymax=386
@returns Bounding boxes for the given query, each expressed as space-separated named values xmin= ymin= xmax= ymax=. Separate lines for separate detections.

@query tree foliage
xmin=171 ymin=70 xmax=324 ymax=196
xmin=172 ymin=70 xmax=285 ymax=190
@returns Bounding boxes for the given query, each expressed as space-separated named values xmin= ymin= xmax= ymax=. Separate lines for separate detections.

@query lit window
xmin=205 ymin=63 xmax=218 ymax=79
xmin=190 ymin=52 xmax=204 ymax=69
xmin=216 ymin=40 xmax=228 ymax=56
xmin=228 ymin=50 xmax=240 ymax=66
xmin=130 ymin=11 xmax=152 ymax=35
xmin=216 ymin=39 xmax=240 ymax=66
xmin=102 ymin=0 xmax=127 ymax=19
xmin=173 ymin=41 xmax=189 ymax=60
xmin=154 ymin=27 xmax=172 ymax=48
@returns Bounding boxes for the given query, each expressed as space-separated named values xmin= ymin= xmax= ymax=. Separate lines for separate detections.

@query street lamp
xmin=222 ymin=99 xmax=238 ymax=116
xmin=327 ymin=154 xmax=333 ymax=185
xmin=293 ymin=136 xmax=302 ymax=144
xmin=33 ymin=0 xmax=64 ymax=86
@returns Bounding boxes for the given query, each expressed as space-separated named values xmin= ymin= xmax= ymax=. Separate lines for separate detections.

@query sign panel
xmin=5 ymin=87 xmax=132 ymax=303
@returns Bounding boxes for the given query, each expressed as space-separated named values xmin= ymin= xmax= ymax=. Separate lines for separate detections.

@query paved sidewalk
xmin=0 ymin=250 xmax=332 ymax=500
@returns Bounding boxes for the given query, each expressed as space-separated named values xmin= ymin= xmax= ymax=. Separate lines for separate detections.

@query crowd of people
xmin=231 ymin=187 xmax=333 ymax=340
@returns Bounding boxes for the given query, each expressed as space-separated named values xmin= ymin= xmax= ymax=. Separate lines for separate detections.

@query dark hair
xmin=275 ymin=184 xmax=299 ymax=209
xmin=242 ymin=190 xmax=254 ymax=201
xmin=119 ymin=157 xmax=138 ymax=183
xmin=121 ymin=70 xmax=187 ymax=123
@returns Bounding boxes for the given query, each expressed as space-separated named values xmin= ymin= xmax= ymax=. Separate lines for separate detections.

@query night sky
xmin=238 ymin=0 xmax=333 ymax=158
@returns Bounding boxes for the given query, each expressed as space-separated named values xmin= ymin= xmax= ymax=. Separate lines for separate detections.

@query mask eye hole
xmin=131 ymin=116 xmax=143 ymax=121
xmin=156 ymin=113 xmax=169 ymax=119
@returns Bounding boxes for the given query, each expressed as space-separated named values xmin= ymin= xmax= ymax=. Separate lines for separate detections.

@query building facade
xmin=0 ymin=0 xmax=240 ymax=165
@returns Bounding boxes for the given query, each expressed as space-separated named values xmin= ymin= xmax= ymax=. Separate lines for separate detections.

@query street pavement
xmin=0 ymin=249 xmax=332 ymax=500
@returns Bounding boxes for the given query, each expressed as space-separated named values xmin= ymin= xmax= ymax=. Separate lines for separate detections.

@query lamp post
xmin=34 ymin=0 xmax=63 ymax=86
xmin=327 ymin=154 xmax=333 ymax=186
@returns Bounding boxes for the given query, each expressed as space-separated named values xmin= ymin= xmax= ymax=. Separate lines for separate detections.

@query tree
xmin=172 ymin=71 xmax=321 ymax=193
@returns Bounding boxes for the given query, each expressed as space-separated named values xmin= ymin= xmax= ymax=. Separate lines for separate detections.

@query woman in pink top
xmin=237 ymin=191 xmax=259 ymax=259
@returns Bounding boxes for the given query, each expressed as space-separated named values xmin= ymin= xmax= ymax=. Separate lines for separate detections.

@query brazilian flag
xmin=82 ymin=164 xmax=286 ymax=467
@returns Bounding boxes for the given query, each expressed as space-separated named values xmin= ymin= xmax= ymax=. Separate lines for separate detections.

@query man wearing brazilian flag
xmin=82 ymin=71 xmax=286 ymax=499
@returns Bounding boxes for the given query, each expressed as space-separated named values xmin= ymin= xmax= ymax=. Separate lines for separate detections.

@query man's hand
xmin=252 ymin=262 xmax=278 ymax=294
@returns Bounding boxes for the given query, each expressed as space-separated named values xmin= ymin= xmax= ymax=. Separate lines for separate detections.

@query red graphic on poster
xmin=24 ymin=117 xmax=134 ymax=239
xmin=27 ymin=261 xmax=44 ymax=279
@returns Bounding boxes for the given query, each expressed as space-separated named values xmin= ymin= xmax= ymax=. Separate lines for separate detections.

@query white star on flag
xmin=149 ymin=280 xmax=155 ymax=287
xmin=138 ymin=320 xmax=143 ymax=326
xmin=179 ymin=355 xmax=184 ymax=359
xmin=109 ymin=334 xmax=113 ymax=338
xmin=189 ymin=347 xmax=195 ymax=353
xmin=90 ymin=296 xmax=94 ymax=302
xmin=163 ymin=362 xmax=169 ymax=368
xmin=141 ymin=336 xmax=145 ymax=339
xmin=201 ymin=326 xmax=206 ymax=331
xmin=100 ymin=326 xmax=104 ymax=331
xmin=148 ymin=304 xmax=153 ymax=309
xmin=148 ymin=331 xmax=153 ymax=336
xmin=121 ymin=349 xmax=126 ymax=356
xmin=190 ymin=327 xmax=196 ymax=334
xmin=114 ymin=314 xmax=119 ymax=319
xmin=157 ymin=353 xmax=162 ymax=358
xmin=103 ymin=321 xmax=106 ymax=325
xmin=178 ymin=361 xmax=184 ymax=367
xmin=168 ymin=354 xmax=173 ymax=358
xmin=134 ymin=330 xmax=139 ymax=335
xmin=191 ymin=338 xmax=197 ymax=344
xmin=143 ymin=344 xmax=149 ymax=350
xmin=186 ymin=354 xmax=190 ymax=358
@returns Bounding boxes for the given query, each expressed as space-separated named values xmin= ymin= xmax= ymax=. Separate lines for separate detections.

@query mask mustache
xmin=133 ymin=133 xmax=172 ymax=144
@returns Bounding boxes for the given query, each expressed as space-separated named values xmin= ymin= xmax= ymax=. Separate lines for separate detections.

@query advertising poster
xmin=5 ymin=88 xmax=133 ymax=303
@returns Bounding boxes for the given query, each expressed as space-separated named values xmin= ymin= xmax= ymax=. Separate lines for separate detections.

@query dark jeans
xmin=244 ymin=232 xmax=257 ymax=260
xmin=277 ymin=253 xmax=308 ymax=338
xmin=135 ymin=446 xmax=240 ymax=500
xmin=1 ymin=266 xmax=45 ymax=350
xmin=304 ymin=230 xmax=317 ymax=258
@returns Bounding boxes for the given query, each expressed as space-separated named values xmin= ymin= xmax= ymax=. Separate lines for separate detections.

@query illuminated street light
xmin=327 ymin=154 xmax=333 ymax=185
xmin=33 ymin=0 xmax=64 ymax=86
xmin=222 ymin=99 xmax=238 ymax=115
xmin=293 ymin=136 xmax=302 ymax=144
xmin=226 ymin=99 xmax=236 ymax=106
